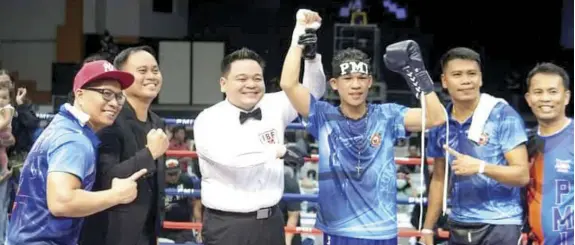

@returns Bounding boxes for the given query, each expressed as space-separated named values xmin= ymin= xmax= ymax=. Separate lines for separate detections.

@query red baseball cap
xmin=73 ymin=60 xmax=134 ymax=91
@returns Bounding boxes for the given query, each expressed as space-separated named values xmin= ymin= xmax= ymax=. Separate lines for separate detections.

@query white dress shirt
xmin=194 ymin=55 xmax=326 ymax=212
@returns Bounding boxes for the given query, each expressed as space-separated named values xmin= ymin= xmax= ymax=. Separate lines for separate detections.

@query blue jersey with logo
xmin=7 ymin=105 xmax=100 ymax=245
xmin=528 ymin=120 xmax=574 ymax=245
xmin=305 ymin=95 xmax=408 ymax=240
xmin=427 ymin=102 xmax=527 ymax=225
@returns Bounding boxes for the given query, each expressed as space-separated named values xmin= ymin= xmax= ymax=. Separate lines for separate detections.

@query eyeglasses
xmin=83 ymin=87 xmax=125 ymax=103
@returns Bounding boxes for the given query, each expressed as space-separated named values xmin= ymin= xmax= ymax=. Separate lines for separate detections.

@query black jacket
xmin=8 ymin=103 xmax=39 ymax=155
xmin=80 ymin=103 xmax=165 ymax=245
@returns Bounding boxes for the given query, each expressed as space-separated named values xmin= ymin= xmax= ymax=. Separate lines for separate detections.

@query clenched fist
xmin=383 ymin=40 xmax=434 ymax=99
xmin=15 ymin=88 xmax=27 ymax=106
xmin=291 ymin=9 xmax=322 ymax=48
xmin=111 ymin=169 xmax=148 ymax=204
xmin=146 ymin=128 xmax=169 ymax=159
xmin=295 ymin=9 xmax=322 ymax=28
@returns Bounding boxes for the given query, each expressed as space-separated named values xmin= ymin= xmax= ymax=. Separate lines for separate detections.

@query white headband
xmin=336 ymin=61 xmax=370 ymax=76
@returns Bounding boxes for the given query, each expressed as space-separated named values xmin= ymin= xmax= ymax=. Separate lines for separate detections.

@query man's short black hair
xmin=440 ymin=47 xmax=482 ymax=72
xmin=67 ymin=91 xmax=75 ymax=104
xmin=113 ymin=45 xmax=157 ymax=69
xmin=171 ymin=125 xmax=186 ymax=135
xmin=331 ymin=48 xmax=371 ymax=77
xmin=526 ymin=62 xmax=570 ymax=90
xmin=83 ymin=53 xmax=111 ymax=64
xmin=220 ymin=48 xmax=265 ymax=76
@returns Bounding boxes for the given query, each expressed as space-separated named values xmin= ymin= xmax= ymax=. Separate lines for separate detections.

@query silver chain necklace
xmin=341 ymin=107 xmax=369 ymax=177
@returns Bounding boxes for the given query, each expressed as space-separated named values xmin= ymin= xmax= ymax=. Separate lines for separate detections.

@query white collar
xmin=64 ymin=103 xmax=90 ymax=127
xmin=224 ymin=98 xmax=262 ymax=113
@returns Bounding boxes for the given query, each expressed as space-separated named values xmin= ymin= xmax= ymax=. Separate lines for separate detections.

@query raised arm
xmin=302 ymin=54 xmax=326 ymax=99
xmin=280 ymin=9 xmax=322 ymax=118
xmin=383 ymin=40 xmax=446 ymax=131
xmin=280 ymin=46 xmax=311 ymax=118
xmin=403 ymin=93 xmax=446 ymax=132
xmin=193 ymin=111 xmax=285 ymax=168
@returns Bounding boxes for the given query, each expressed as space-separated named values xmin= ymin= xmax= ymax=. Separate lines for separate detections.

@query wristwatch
xmin=478 ymin=161 xmax=486 ymax=174
xmin=421 ymin=228 xmax=434 ymax=235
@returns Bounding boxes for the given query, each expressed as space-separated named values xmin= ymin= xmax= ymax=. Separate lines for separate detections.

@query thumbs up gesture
xmin=443 ymin=145 xmax=483 ymax=176
xmin=111 ymin=169 xmax=148 ymax=204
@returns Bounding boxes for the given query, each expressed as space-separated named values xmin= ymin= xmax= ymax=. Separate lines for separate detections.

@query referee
xmin=193 ymin=38 xmax=325 ymax=245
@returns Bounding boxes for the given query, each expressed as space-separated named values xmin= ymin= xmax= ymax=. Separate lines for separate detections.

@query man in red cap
xmin=6 ymin=60 xmax=149 ymax=245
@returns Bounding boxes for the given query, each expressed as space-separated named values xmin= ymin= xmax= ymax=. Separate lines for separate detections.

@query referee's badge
xmin=370 ymin=132 xmax=382 ymax=147
xmin=259 ymin=129 xmax=278 ymax=144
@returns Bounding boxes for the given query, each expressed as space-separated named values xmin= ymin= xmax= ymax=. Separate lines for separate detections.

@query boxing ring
xmin=37 ymin=113 xmax=452 ymax=244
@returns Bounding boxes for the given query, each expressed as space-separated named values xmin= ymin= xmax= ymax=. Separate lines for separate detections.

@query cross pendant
xmin=355 ymin=164 xmax=362 ymax=177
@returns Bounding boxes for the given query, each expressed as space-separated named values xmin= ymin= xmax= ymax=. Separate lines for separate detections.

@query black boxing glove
xmin=298 ymin=29 xmax=318 ymax=60
xmin=281 ymin=146 xmax=306 ymax=168
xmin=384 ymin=40 xmax=434 ymax=99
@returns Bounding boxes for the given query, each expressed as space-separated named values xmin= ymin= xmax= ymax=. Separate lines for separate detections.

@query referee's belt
xmin=207 ymin=205 xmax=277 ymax=220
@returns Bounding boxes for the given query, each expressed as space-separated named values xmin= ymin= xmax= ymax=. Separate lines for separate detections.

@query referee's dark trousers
xmin=202 ymin=205 xmax=285 ymax=245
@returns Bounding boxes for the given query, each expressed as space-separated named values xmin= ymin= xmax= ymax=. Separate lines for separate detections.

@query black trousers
xmin=136 ymin=232 xmax=154 ymax=245
xmin=202 ymin=205 xmax=285 ymax=245
xmin=448 ymin=224 xmax=522 ymax=245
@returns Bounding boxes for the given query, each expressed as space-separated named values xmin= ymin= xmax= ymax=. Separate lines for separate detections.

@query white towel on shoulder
xmin=468 ymin=93 xmax=507 ymax=143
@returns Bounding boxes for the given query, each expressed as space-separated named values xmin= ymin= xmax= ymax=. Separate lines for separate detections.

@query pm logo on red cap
xmin=73 ymin=60 xmax=135 ymax=91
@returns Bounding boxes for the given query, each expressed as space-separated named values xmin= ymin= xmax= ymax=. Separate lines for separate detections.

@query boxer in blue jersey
xmin=6 ymin=60 xmax=147 ymax=245
xmin=420 ymin=47 xmax=530 ymax=245
xmin=524 ymin=63 xmax=574 ymax=245
xmin=279 ymin=15 xmax=447 ymax=243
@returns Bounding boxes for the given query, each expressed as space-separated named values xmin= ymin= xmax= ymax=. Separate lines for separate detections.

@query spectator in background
xmin=405 ymin=137 xmax=421 ymax=172
xmin=396 ymin=166 xmax=414 ymax=215
xmin=169 ymin=125 xmax=190 ymax=150
xmin=293 ymin=131 xmax=310 ymax=156
xmin=99 ymin=30 xmax=119 ymax=58
xmin=165 ymin=125 xmax=173 ymax=140
xmin=0 ymin=69 xmax=39 ymax=162
xmin=168 ymin=125 xmax=193 ymax=174
xmin=0 ymin=166 xmax=12 ymax=244
xmin=0 ymin=83 xmax=15 ymax=244
xmin=410 ymin=159 xmax=449 ymax=245
xmin=161 ymin=159 xmax=202 ymax=244
xmin=280 ymin=145 xmax=305 ymax=245
xmin=280 ymin=171 xmax=302 ymax=245
xmin=10 ymin=87 xmax=39 ymax=158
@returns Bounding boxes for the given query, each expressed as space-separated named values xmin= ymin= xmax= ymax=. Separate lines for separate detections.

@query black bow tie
xmin=239 ymin=108 xmax=262 ymax=124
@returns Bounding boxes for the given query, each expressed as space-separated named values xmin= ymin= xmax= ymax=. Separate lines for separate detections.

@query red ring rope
xmin=165 ymin=151 xmax=441 ymax=238
xmin=166 ymin=150 xmax=433 ymax=165
xmin=162 ymin=221 xmax=450 ymax=238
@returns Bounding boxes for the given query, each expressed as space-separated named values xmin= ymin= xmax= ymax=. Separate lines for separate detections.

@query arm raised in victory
xmin=280 ymin=9 xmax=322 ymax=118
xmin=384 ymin=40 xmax=446 ymax=131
